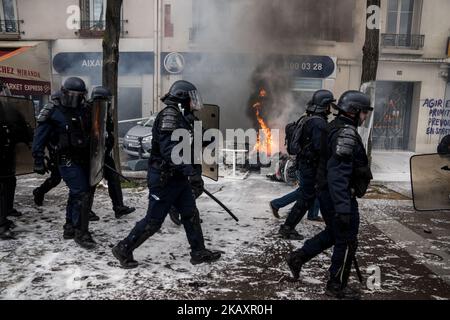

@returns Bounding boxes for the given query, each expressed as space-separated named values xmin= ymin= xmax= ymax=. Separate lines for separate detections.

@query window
xmin=79 ymin=0 xmax=125 ymax=37
xmin=0 ymin=0 xmax=18 ymax=33
xmin=387 ymin=0 xmax=415 ymax=35
xmin=90 ymin=0 xmax=106 ymax=22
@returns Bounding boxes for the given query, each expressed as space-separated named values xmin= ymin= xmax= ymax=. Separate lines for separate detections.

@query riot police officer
xmin=0 ymin=100 xmax=33 ymax=239
xmin=287 ymin=91 xmax=373 ymax=300
xmin=32 ymin=77 xmax=96 ymax=249
xmin=112 ymin=80 xmax=221 ymax=268
xmin=32 ymin=88 xmax=134 ymax=220
xmin=279 ymin=90 xmax=335 ymax=240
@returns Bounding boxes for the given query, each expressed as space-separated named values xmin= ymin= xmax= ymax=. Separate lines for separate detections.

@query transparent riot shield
xmin=194 ymin=104 xmax=220 ymax=181
xmin=0 ymin=96 xmax=35 ymax=176
xmin=89 ymin=99 xmax=108 ymax=187
xmin=359 ymin=82 xmax=376 ymax=151
xmin=410 ymin=153 xmax=450 ymax=211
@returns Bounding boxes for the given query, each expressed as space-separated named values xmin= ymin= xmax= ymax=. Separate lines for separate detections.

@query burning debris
xmin=252 ymin=88 xmax=273 ymax=156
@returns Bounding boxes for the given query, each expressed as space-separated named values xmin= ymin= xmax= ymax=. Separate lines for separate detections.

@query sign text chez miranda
xmin=0 ymin=65 xmax=42 ymax=79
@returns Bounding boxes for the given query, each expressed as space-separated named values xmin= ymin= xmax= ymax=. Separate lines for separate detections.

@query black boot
xmin=112 ymin=242 xmax=139 ymax=269
xmin=74 ymin=230 xmax=96 ymax=249
xmin=325 ymin=279 xmax=361 ymax=300
xmin=286 ymin=249 xmax=309 ymax=281
xmin=89 ymin=210 xmax=100 ymax=222
xmin=114 ymin=206 xmax=136 ymax=219
xmin=112 ymin=220 xmax=162 ymax=268
xmin=190 ymin=249 xmax=221 ymax=265
xmin=269 ymin=201 xmax=280 ymax=219
xmin=0 ymin=224 xmax=15 ymax=240
xmin=8 ymin=209 xmax=22 ymax=217
xmin=63 ymin=223 xmax=75 ymax=239
xmin=279 ymin=225 xmax=304 ymax=240
xmin=33 ymin=188 xmax=45 ymax=206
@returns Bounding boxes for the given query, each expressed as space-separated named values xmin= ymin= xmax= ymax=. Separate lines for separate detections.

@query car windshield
xmin=143 ymin=118 xmax=155 ymax=127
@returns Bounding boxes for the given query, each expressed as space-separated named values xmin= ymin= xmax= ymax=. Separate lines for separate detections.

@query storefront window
xmin=372 ymin=81 xmax=414 ymax=151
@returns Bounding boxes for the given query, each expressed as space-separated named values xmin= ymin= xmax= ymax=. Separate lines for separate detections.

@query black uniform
xmin=279 ymin=90 xmax=335 ymax=239
xmin=32 ymin=77 xmax=97 ymax=249
xmin=0 ymin=104 xmax=33 ymax=238
xmin=437 ymin=135 xmax=450 ymax=154
xmin=33 ymin=88 xmax=135 ymax=219
xmin=279 ymin=114 xmax=327 ymax=239
xmin=112 ymin=80 xmax=221 ymax=269
xmin=287 ymin=91 xmax=373 ymax=300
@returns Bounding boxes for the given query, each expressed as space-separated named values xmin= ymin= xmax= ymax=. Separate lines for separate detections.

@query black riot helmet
xmin=51 ymin=90 xmax=62 ymax=105
xmin=335 ymin=91 xmax=372 ymax=114
xmin=60 ymin=77 xmax=87 ymax=108
xmin=91 ymin=86 xmax=112 ymax=100
xmin=161 ymin=80 xmax=204 ymax=111
xmin=306 ymin=90 xmax=336 ymax=114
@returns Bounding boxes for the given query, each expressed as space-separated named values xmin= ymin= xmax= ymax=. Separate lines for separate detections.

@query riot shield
xmin=410 ymin=153 xmax=450 ymax=211
xmin=194 ymin=104 xmax=220 ymax=181
xmin=0 ymin=96 xmax=35 ymax=176
xmin=89 ymin=99 xmax=108 ymax=187
xmin=359 ymin=82 xmax=376 ymax=151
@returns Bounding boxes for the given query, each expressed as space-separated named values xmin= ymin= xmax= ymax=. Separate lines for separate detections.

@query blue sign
xmin=161 ymin=52 xmax=335 ymax=78
xmin=53 ymin=52 xmax=155 ymax=77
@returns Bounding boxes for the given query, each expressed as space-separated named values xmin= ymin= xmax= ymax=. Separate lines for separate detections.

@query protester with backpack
xmin=278 ymin=90 xmax=335 ymax=240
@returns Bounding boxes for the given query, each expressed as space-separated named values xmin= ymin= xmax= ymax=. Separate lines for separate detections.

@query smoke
xmin=188 ymin=0 xmax=355 ymax=135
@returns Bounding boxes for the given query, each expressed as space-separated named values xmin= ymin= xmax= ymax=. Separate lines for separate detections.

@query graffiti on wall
xmin=423 ymin=98 xmax=450 ymax=136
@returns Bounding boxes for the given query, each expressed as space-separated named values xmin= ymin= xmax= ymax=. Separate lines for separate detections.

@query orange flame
xmin=252 ymin=89 xmax=273 ymax=155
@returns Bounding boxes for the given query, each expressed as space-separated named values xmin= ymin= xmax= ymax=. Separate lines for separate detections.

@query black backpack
xmin=285 ymin=115 xmax=321 ymax=156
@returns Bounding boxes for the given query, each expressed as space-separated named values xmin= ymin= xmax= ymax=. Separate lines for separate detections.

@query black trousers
xmin=103 ymin=154 xmax=124 ymax=209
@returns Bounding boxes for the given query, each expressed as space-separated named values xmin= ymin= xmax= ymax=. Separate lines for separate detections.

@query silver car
xmin=122 ymin=115 xmax=157 ymax=159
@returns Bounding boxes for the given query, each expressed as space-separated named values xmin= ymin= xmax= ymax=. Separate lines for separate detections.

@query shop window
xmin=372 ymin=81 xmax=414 ymax=151
xmin=0 ymin=0 xmax=18 ymax=34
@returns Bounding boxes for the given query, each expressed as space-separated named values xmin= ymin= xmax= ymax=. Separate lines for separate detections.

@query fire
xmin=252 ymin=88 xmax=273 ymax=155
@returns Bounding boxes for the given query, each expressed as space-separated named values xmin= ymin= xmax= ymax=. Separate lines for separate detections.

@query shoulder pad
xmin=159 ymin=106 xmax=180 ymax=132
xmin=37 ymin=103 xmax=56 ymax=123
xmin=335 ymin=125 xmax=358 ymax=159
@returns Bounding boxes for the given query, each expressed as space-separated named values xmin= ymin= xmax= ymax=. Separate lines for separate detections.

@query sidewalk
xmin=371 ymin=151 xmax=415 ymax=198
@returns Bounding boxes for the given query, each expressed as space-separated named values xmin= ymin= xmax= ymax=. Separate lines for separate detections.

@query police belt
xmin=57 ymin=152 xmax=88 ymax=166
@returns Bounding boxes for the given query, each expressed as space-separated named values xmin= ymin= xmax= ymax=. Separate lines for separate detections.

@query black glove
xmin=34 ymin=161 xmax=47 ymax=175
xmin=336 ymin=214 xmax=351 ymax=232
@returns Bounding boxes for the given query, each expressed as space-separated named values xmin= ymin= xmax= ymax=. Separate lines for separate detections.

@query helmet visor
xmin=63 ymin=90 xmax=86 ymax=108
xmin=188 ymin=90 xmax=204 ymax=111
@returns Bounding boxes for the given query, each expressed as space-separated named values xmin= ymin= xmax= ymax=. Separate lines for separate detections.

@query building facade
xmin=0 ymin=0 xmax=449 ymax=152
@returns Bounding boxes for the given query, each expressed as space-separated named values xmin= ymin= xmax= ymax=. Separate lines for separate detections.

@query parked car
xmin=122 ymin=115 xmax=157 ymax=159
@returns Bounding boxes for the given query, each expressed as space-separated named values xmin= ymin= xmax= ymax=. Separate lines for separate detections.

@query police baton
xmin=203 ymin=188 xmax=239 ymax=222
xmin=104 ymin=164 xmax=132 ymax=183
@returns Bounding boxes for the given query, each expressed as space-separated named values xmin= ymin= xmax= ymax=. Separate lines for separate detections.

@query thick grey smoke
xmin=188 ymin=0 xmax=356 ymax=136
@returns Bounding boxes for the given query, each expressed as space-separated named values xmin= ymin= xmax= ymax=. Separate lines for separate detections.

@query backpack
xmin=285 ymin=115 xmax=321 ymax=156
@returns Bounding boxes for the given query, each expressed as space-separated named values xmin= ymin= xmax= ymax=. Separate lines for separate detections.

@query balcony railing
xmin=0 ymin=20 xmax=22 ymax=37
xmin=76 ymin=20 xmax=128 ymax=38
xmin=381 ymin=33 xmax=425 ymax=50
